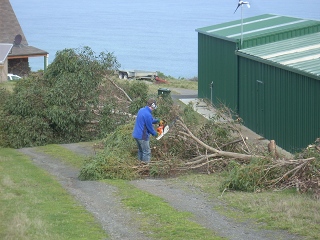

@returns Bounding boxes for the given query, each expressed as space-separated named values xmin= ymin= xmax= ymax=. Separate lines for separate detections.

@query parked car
xmin=7 ymin=73 xmax=21 ymax=81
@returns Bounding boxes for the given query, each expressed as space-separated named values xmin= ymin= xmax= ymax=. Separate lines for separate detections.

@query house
xmin=0 ymin=0 xmax=48 ymax=80
xmin=0 ymin=43 xmax=13 ymax=82
xmin=196 ymin=14 xmax=320 ymax=152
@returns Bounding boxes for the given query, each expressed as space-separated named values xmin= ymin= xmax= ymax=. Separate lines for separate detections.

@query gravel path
xmin=131 ymin=179 xmax=301 ymax=240
xmin=18 ymin=143 xmax=304 ymax=240
xmin=18 ymin=147 xmax=150 ymax=240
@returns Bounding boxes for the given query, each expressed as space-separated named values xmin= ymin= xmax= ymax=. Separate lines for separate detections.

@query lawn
xmin=0 ymin=148 xmax=107 ymax=240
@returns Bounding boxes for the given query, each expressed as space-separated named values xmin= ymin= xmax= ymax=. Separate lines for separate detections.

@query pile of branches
xmin=143 ymin=114 xmax=320 ymax=198
xmin=85 ymin=84 xmax=319 ymax=197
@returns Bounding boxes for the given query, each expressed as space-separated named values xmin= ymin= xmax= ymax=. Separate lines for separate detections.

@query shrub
xmin=220 ymin=158 xmax=280 ymax=192
xmin=79 ymin=124 xmax=139 ymax=180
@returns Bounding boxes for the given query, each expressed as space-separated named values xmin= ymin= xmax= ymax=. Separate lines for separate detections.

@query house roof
xmin=0 ymin=0 xmax=48 ymax=58
xmin=0 ymin=43 xmax=13 ymax=65
xmin=196 ymin=14 xmax=320 ymax=43
xmin=236 ymin=32 xmax=320 ymax=80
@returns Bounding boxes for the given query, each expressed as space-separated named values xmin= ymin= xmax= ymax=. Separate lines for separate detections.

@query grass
xmin=3 ymin=142 xmax=320 ymax=239
xmin=172 ymin=173 xmax=320 ymax=240
xmin=0 ymin=147 xmax=107 ymax=240
xmin=105 ymin=179 xmax=224 ymax=240
xmin=159 ymin=78 xmax=198 ymax=90
xmin=133 ymin=78 xmax=198 ymax=95
xmin=34 ymin=143 xmax=92 ymax=168
xmin=35 ymin=144 xmax=223 ymax=239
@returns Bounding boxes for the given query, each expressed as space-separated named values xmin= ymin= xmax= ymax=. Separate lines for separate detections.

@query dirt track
xmin=19 ymin=143 xmax=303 ymax=240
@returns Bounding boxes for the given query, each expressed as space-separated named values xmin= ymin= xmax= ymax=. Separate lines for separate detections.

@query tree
xmin=0 ymin=46 xmax=122 ymax=148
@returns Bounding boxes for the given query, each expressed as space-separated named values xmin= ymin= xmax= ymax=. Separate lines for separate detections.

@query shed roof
xmin=0 ymin=0 xmax=48 ymax=57
xmin=196 ymin=14 xmax=320 ymax=43
xmin=236 ymin=32 xmax=320 ymax=80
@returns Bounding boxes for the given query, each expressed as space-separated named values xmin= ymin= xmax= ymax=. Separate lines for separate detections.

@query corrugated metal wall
xmin=197 ymin=16 xmax=320 ymax=114
xmin=238 ymin=57 xmax=320 ymax=152
xmin=198 ymin=34 xmax=238 ymax=110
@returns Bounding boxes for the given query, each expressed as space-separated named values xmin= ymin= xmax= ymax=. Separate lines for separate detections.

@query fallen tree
xmin=79 ymin=90 xmax=319 ymax=198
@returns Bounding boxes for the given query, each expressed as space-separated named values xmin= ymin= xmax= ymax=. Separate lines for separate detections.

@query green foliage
xmin=121 ymin=79 xmax=175 ymax=119
xmin=4 ymin=75 xmax=46 ymax=118
xmin=0 ymin=88 xmax=10 ymax=108
xmin=152 ymin=95 xmax=174 ymax=119
xmin=79 ymin=124 xmax=139 ymax=180
xmin=43 ymin=47 xmax=120 ymax=140
xmin=221 ymin=139 xmax=320 ymax=194
xmin=101 ymin=123 xmax=136 ymax=150
xmin=126 ymin=81 xmax=149 ymax=114
xmin=0 ymin=114 xmax=53 ymax=148
xmin=79 ymin=152 xmax=138 ymax=180
xmin=197 ymin=120 xmax=230 ymax=148
xmin=97 ymin=104 xmax=126 ymax=138
xmin=0 ymin=47 xmax=120 ymax=148
xmin=220 ymin=158 xmax=277 ymax=192
xmin=182 ymin=102 xmax=199 ymax=125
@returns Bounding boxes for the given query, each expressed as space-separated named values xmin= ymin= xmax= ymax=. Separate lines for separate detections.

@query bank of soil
xmin=19 ymin=143 xmax=303 ymax=240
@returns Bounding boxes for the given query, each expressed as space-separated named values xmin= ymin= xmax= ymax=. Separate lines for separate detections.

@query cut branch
xmin=177 ymin=119 xmax=262 ymax=161
xmin=105 ymin=75 xmax=132 ymax=102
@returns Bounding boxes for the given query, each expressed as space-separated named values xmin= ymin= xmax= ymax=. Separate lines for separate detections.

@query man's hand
xmin=159 ymin=120 xmax=165 ymax=126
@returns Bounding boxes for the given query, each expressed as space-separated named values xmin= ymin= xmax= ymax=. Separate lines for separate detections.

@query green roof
xmin=196 ymin=14 xmax=320 ymax=42
xmin=236 ymin=32 xmax=320 ymax=79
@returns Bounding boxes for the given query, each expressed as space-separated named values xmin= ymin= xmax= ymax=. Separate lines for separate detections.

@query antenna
xmin=14 ymin=34 xmax=22 ymax=45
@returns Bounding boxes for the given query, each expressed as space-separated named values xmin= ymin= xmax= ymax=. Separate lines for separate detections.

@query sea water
xmin=10 ymin=0 xmax=320 ymax=78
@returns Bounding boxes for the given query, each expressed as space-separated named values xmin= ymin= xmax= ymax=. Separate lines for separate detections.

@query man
xmin=132 ymin=98 xmax=159 ymax=163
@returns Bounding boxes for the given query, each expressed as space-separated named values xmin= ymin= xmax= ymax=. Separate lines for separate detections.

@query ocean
xmin=10 ymin=0 xmax=320 ymax=78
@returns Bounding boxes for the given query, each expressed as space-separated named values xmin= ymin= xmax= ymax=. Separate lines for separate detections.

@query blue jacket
xmin=132 ymin=106 xmax=159 ymax=140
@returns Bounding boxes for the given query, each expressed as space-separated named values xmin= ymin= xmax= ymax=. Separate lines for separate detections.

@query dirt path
xmin=18 ymin=143 xmax=303 ymax=240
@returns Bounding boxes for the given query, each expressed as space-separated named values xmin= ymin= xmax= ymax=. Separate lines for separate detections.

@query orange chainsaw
xmin=156 ymin=120 xmax=169 ymax=140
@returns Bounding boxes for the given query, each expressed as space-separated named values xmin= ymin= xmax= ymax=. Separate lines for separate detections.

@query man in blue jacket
xmin=132 ymin=98 xmax=160 ymax=163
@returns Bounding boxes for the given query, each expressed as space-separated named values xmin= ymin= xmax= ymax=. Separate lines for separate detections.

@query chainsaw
xmin=156 ymin=117 xmax=179 ymax=140
xmin=156 ymin=120 xmax=169 ymax=140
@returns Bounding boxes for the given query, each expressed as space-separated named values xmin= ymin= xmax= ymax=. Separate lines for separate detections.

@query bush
xmin=220 ymin=158 xmax=280 ymax=192
xmin=79 ymin=152 xmax=139 ymax=180
xmin=0 ymin=114 xmax=53 ymax=148
xmin=79 ymin=124 xmax=139 ymax=180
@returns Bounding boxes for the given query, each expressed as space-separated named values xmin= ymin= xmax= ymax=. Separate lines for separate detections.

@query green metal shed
xmin=236 ymin=32 xmax=320 ymax=152
xmin=196 ymin=14 xmax=320 ymax=111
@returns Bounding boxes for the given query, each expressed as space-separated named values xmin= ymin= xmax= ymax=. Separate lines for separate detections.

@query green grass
xmin=5 ymin=142 xmax=320 ymax=240
xmin=34 ymin=144 xmax=89 ymax=168
xmin=105 ymin=179 xmax=224 ymax=240
xmin=0 ymin=148 xmax=107 ymax=240
xmin=172 ymin=174 xmax=320 ymax=240
xmin=142 ymin=78 xmax=198 ymax=95
xmin=34 ymin=145 xmax=223 ymax=239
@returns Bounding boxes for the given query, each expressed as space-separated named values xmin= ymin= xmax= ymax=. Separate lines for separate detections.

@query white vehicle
xmin=7 ymin=73 xmax=21 ymax=81
xmin=117 ymin=69 xmax=157 ymax=80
